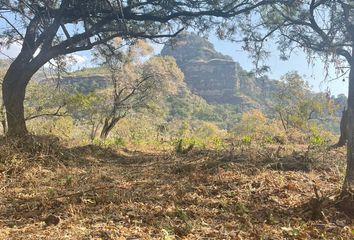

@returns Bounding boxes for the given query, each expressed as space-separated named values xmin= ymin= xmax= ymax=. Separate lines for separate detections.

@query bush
xmin=27 ymin=117 xmax=75 ymax=139
xmin=232 ymin=110 xmax=284 ymax=144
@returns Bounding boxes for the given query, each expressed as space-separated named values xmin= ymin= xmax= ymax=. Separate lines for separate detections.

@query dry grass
xmin=0 ymin=136 xmax=353 ymax=239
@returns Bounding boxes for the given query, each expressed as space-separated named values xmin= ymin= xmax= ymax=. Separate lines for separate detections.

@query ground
xmin=0 ymin=136 xmax=353 ymax=239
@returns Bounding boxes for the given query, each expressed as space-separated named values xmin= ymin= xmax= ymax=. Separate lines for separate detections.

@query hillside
xmin=160 ymin=32 xmax=279 ymax=110
xmin=160 ymin=32 xmax=348 ymax=120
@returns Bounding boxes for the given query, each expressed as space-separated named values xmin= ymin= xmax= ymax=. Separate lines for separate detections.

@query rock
xmin=160 ymin=32 xmax=274 ymax=110
xmin=44 ymin=214 xmax=60 ymax=226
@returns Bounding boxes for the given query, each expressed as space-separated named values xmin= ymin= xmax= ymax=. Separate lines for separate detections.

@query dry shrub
xmin=286 ymin=128 xmax=307 ymax=144
xmin=0 ymin=135 xmax=63 ymax=164
xmin=27 ymin=117 xmax=75 ymax=139
xmin=231 ymin=110 xmax=285 ymax=145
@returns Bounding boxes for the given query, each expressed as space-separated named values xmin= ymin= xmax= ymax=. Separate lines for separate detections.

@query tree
xmin=1 ymin=69 xmax=70 ymax=135
xmin=67 ymin=92 xmax=105 ymax=140
xmin=0 ymin=0 xmax=279 ymax=137
xmin=332 ymin=108 xmax=348 ymax=148
xmin=243 ymin=0 xmax=354 ymax=208
xmin=94 ymin=40 xmax=184 ymax=139
xmin=274 ymin=71 xmax=331 ymax=131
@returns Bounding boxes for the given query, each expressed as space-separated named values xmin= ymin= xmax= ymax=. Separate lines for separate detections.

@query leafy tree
xmin=0 ymin=0 xmax=277 ymax=137
xmin=96 ymin=41 xmax=184 ymax=139
xmin=67 ymin=92 xmax=105 ymax=140
xmin=1 ymin=70 xmax=70 ymax=135
xmin=233 ymin=109 xmax=268 ymax=138
xmin=73 ymin=40 xmax=184 ymax=140
xmin=243 ymin=0 xmax=354 ymax=207
xmin=274 ymin=72 xmax=331 ymax=131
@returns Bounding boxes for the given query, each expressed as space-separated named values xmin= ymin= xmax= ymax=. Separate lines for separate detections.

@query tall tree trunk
xmin=2 ymin=63 xmax=30 ymax=137
xmin=340 ymin=55 xmax=354 ymax=212
xmin=344 ymin=64 xmax=354 ymax=192
xmin=2 ymin=49 xmax=51 ymax=137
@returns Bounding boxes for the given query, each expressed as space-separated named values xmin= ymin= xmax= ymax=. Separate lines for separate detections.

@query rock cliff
xmin=161 ymin=32 xmax=265 ymax=109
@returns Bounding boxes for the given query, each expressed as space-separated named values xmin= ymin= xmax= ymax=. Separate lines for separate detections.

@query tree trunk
xmin=333 ymin=108 xmax=348 ymax=148
xmin=338 ymin=108 xmax=348 ymax=146
xmin=1 ymin=119 xmax=6 ymax=135
xmin=2 ymin=63 xmax=31 ymax=137
xmin=100 ymin=118 xmax=120 ymax=140
xmin=90 ymin=122 xmax=101 ymax=141
xmin=1 ymin=49 xmax=50 ymax=137
xmin=339 ymin=56 xmax=354 ymax=213
xmin=0 ymin=103 xmax=6 ymax=135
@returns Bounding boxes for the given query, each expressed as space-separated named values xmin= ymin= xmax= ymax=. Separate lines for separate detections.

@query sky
xmin=0 ymin=33 xmax=349 ymax=97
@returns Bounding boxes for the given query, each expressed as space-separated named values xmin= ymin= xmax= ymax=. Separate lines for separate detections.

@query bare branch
xmin=25 ymin=104 xmax=68 ymax=121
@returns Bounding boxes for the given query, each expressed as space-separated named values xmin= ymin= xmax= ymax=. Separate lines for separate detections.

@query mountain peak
xmin=161 ymin=32 xmax=233 ymax=66
xmin=161 ymin=32 xmax=262 ymax=109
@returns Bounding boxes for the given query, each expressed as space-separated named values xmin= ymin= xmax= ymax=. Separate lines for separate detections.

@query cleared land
xmin=0 ymin=137 xmax=352 ymax=239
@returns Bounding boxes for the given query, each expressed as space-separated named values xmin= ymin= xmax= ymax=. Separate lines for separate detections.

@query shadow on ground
xmin=0 ymin=135 xmax=352 ymax=239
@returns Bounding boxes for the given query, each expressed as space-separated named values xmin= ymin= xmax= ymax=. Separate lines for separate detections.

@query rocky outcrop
xmin=161 ymin=32 xmax=260 ymax=108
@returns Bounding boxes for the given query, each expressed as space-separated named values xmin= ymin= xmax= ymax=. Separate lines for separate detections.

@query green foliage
xmin=307 ymin=124 xmax=335 ymax=147
xmin=67 ymin=92 xmax=104 ymax=120
xmin=273 ymin=72 xmax=334 ymax=131
xmin=177 ymin=121 xmax=191 ymax=138
xmin=28 ymin=117 xmax=75 ymax=139
xmin=265 ymin=136 xmax=274 ymax=144
xmin=92 ymin=137 xmax=126 ymax=147
xmin=241 ymin=135 xmax=252 ymax=145
xmin=232 ymin=109 xmax=275 ymax=140
xmin=69 ymin=40 xmax=186 ymax=140
xmin=309 ymin=135 xmax=325 ymax=146
xmin=175 ymin=138 xmax=196 ymax=154
xmin=25 ymin=81 xmax=68 ymax=120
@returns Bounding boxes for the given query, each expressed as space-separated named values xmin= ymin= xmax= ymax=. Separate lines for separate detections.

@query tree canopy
xmin=0 ymin=0 xmax=280 ymax=136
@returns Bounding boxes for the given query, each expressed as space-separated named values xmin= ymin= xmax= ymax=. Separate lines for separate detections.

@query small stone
xmin=44 ymin=214 xmax=60 ymax=226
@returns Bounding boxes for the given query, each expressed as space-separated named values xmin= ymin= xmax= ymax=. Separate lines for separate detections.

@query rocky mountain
xmin=160 ymin=32 xmax=278 ymax=110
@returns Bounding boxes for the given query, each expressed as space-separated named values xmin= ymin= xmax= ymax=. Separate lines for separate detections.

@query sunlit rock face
xmin=160 ymin=32 xmax=258 ymax=108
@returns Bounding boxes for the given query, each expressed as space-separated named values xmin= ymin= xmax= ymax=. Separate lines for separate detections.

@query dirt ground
xmin=0 ymin=138 xmax=353 ymax=239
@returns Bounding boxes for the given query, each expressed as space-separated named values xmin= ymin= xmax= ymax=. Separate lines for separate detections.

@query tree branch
xmin=25 ymin=104 xmax=68 ymax=121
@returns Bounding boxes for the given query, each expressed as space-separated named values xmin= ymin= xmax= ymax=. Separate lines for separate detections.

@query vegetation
xmin=0 ymin=61 xmax=353 ymax=238
xmin=240 ymin=0 xmax=354 ymax=208
xmin=1 ymin=1 xmax=354 ymax=239
xmin=273 ymin=72 xmax=334 ymax=131
xmin=0 ymin=0 xmax=277 ymax=137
